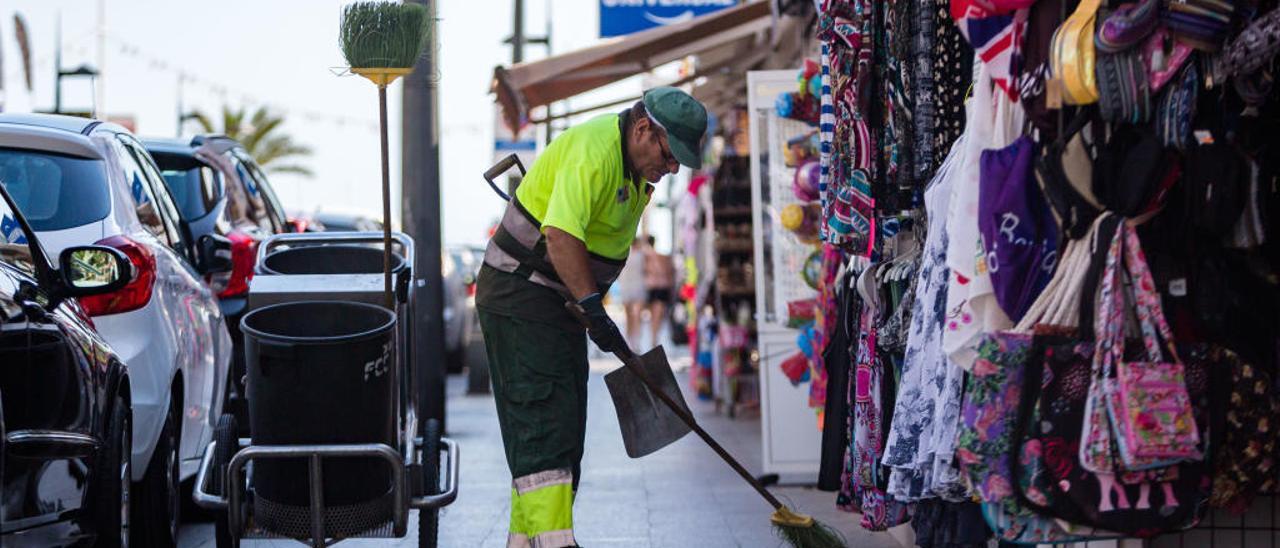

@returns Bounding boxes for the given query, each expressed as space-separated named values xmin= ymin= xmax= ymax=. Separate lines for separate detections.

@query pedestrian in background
xmin=616 ymin=237 xmax=648 ymax=344
xmin=642 ymin=234 xmax=675 ymax=348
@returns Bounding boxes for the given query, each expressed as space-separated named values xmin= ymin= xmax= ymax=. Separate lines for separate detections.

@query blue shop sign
xmin=599 ymin=0 xmax=737 ymax=37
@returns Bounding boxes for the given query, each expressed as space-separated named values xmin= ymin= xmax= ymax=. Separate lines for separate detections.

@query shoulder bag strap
xmin=1120 ymin=223 xmax=1181 ymax=363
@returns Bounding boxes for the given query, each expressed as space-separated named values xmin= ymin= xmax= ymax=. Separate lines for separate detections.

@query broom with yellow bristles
xmin=339 ymin=1 xmax=431 ymax=309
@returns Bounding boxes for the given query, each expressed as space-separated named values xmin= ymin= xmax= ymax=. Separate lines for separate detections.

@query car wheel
xmin=445 ymin=344 xmax=465 ymax=374
xmin=417 ymin=418 xmax=440 ymax=548
xmin=212 ymin=413 xmax=238 ymax=548
xmin=94 ymin=392 xmax=131 ymax=548
xmin=133 ymin=398 xmax=180 ymax=547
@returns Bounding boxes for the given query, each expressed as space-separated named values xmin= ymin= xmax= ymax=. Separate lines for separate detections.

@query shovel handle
xmin=563 ymin=302 xmax=785 ymax=511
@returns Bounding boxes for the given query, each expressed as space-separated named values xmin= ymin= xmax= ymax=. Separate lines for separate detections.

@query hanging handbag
xmin=1103 ymin=224 xmax=1201 ymax=466
xmin=1096 ymin=0 xmax=1160 ymax=52
xmin=1034 ymin=109 xmax=1105 ymax=240
xmin=1096 ymin=48 xmax=1153 ymax=124
xmin=1153 ymin=62 xmax=1199 ymax=150
xmin=1010 ymin=215 xmax=1117 ymax=526
xmin=1029 ymin=333 xmax=1214 ymax=536
xmin=1143 ymin=29 xmax=1194 ymax=93
xmin=1080 ymin=222 xmax=1193 ymax=474
xmin=963 ymin=333 xmax=1100 ymax=544
xmin=1221 ymin=5 xmax=1280 ymax=76
xmin=960 ymin=217 xmax=1118 ymax=544
xmin=1092 ymin=125 xmax=1168 ymax=217
xmin=1015 ymin=218 xmax=1214 ymax=536
xmin=1050 ymin=0 xmax=1103 ymax=105
xmin=1164 ymin=0 xmax=1238 ymax=52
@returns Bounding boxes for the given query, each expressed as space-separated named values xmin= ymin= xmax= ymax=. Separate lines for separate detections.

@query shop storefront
xmin=493 ymin=0 xmax=1280 ymax=543
xmin=806 ymin=0 xmax=1280 ymax=543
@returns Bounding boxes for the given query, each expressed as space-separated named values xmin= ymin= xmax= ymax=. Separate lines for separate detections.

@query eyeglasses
xmin=656 ymin=133 xmax=676 ymax=166
xmin=647 ymin=112 xmax=677 ymax=167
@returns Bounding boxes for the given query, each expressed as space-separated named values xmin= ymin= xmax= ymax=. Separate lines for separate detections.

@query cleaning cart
xmin=192 ymin=231 xmax=459 ymax=548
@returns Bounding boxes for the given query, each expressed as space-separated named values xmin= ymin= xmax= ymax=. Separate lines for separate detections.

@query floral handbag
xmin=960 ymin=333 xmax=1092 ymax=545
xmin=1083 ymin=223 xmax=1202 ymax=472
xmin=1028 ymin=331 xmax=1215 ymax=536
xmin=958 ymin=217 xmax=1120 ymax=544
xmin=1015 ymin=218 xmax=1212 ymax=537
xmin=1108 ymin=224 xmax=1202 ymax=464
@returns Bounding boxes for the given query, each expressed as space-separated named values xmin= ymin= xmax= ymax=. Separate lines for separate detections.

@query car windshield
xmin=0 ymin=148 xmax=110 ymax=231
xmin=152 ymin=153 xmax=221 ymax=220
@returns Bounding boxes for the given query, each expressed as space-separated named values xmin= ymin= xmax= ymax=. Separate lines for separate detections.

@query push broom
xmin=565 ymin=302 xmax=847 ymax=548
xmin=339 ymin=1 xmax=431 ymax=309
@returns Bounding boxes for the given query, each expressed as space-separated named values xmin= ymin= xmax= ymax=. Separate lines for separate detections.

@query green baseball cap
xmin=643 ymin=86 xmax=707 ymax=170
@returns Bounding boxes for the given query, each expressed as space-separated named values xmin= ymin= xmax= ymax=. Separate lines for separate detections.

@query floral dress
xmin=881 ymin=138 xmax=967 ymax=502
xmin=850 ymin=306 xmax=912 ymax=530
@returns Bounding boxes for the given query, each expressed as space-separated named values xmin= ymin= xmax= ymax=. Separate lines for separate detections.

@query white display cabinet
xmin=747 ymin=69 xmax=822 ymax=478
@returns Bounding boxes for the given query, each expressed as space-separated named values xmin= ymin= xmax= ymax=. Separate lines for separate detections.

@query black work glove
xmin=577 ymin=293 xmax=626 ymax=354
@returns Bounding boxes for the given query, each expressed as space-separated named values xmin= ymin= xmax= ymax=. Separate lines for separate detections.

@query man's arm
xmin=545 ymin=226 xmax=599 ymax=301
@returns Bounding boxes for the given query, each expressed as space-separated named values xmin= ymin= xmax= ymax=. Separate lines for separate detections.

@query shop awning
xmin=492 ymin=1 xmax=774 ymax=133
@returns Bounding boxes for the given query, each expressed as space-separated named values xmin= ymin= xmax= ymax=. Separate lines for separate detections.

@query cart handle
xmin=255 ymin=231 xmax=416 ymax=275
xmin=410 ymin=437 xmax=461 ymax=510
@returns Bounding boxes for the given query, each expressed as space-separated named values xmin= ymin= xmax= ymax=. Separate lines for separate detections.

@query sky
xmin=0 ymin=0 xmax=648 ymax=247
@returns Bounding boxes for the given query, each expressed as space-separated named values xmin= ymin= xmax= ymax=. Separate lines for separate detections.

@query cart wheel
xmin=418 ymin=418 xmax=440 ymax=548
xmin=212 ymin=414 xmax=239 ymax=548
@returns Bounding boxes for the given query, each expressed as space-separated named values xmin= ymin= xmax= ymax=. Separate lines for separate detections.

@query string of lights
xmin=0 ymin=25 xmax=380 ymax=133
xmin=104 ymin=33 xmax=380 ymax=132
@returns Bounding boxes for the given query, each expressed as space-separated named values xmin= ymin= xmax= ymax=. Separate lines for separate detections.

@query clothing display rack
xmin=805 ymin=0 xmax=1280 ymax=543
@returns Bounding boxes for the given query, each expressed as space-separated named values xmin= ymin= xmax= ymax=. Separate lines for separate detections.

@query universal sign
xmin=599 ymin=0 xmax=737 ymax=37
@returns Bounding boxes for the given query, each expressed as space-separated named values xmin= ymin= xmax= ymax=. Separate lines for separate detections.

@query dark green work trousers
xmin=479 ymin=309 xmax=590 ymax=488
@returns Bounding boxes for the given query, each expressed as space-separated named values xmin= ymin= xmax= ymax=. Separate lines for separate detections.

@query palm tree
xmin=189 ymin=106 xmax=313 ymax=177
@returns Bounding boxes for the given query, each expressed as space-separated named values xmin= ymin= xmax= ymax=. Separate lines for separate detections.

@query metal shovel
xmin=603 ymin=345 xmax=693 ymax=458
xmin=565 ymin=303 xmax=692 ymax=458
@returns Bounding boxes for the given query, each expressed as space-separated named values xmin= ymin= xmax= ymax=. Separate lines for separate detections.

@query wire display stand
xmin=1147 ymin=496 xmax=1280 ymax=548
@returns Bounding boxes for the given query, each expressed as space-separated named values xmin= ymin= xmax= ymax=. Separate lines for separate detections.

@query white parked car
xmin=0 ymin=113 xmax=233 ymax=546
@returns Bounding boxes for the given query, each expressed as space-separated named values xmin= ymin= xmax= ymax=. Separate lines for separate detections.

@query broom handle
xmin=567 ymin=303 xmax=784 ymax=511
xmin=379 ymin=85 xmax=394 ymax=310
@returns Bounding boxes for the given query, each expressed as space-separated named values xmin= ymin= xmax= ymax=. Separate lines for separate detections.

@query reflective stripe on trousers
xmin=507 ymin=468 xmax=576 ymax=548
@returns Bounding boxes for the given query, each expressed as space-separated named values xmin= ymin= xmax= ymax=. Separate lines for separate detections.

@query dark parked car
xmin=142 ymin=135 xmax=291 ymax=423
xmin=0 ymin=179 xmax=133 ymax=547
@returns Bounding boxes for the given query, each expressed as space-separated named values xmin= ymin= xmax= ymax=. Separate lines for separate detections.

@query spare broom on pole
xmin=339 ymin=0 xmax=431 ymax=309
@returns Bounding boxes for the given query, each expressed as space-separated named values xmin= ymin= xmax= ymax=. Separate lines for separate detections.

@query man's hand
xmin=577 ymin=293 xmax=627 ymax=354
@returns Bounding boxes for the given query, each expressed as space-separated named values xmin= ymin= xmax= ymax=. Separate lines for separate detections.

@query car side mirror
xmin=58 ymin=246 xmax=133 ymax=296
xmin=197 ymin=234 xmax=235 ymax=274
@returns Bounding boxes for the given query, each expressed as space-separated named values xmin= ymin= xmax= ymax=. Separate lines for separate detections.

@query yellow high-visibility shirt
xmin=515 ymin=113 xmax=651 ymax=261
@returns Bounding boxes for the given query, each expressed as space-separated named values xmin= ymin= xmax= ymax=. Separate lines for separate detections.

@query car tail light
xmin=78 ymin=235 xmax=157 ymax=316
xmin=218 ymin=230 xmax=257 ymax=298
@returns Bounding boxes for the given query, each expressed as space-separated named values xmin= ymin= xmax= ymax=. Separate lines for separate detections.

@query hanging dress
xmin=881 ymin=136 xmax=970 ymax=502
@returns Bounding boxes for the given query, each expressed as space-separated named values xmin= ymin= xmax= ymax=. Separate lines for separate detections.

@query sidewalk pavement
xmin=178 ymin=357 xmax=903 ymax=547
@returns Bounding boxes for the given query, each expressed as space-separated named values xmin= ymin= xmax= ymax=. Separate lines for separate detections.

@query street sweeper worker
xmin=476 ymin=86 xmax=707 ymax=548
